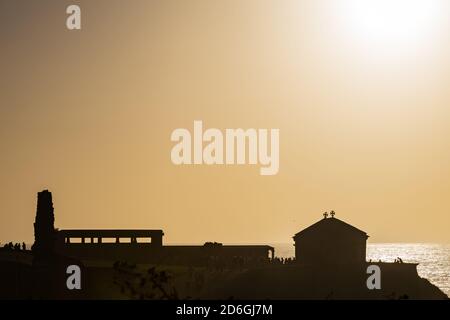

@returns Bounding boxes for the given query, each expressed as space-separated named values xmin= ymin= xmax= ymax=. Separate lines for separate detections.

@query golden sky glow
xmin=1 ymin=0 xmax=450 ymax=244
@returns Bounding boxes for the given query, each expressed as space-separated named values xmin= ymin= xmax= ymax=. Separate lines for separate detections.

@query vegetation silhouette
xmin=113 ymin=261 xmax=179 ymax=300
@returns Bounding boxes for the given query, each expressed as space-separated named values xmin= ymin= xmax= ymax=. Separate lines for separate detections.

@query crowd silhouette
xmin=204 ymin=255 xmax=297 ymax=271
xmin=0 ymin=242 xmax=27 ymax=251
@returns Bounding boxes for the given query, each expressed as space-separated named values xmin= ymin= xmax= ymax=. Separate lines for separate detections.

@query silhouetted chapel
xmin=293 ymin=213 xmax=368 ymax=265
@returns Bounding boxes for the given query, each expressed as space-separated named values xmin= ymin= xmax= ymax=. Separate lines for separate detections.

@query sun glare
xmin=338 ymin=0 xmax=445 ymax=59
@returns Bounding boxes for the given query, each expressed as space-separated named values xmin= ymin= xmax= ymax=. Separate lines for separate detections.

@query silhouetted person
xmin=22 ymin=242 xmax=26 ymax=251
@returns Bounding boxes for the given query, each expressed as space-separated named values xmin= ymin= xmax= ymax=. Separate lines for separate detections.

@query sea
xmin=272 ymin=243 xmax=450 ymax=297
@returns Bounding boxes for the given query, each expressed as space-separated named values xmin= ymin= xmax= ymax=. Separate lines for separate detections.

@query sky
xmin=1 ymin=0 xmax=450 ymax=244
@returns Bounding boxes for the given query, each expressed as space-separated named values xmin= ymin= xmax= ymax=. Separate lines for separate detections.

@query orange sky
xmin=1 ymin=0 xmax=450 ymax=244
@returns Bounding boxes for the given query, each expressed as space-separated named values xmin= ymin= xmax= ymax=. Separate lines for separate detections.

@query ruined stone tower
xmin=32 ymin=190 xmax=56 ymax=258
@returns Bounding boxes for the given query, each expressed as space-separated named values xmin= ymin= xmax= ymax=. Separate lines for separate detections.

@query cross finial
xmin=323 ymin=212 xmax=328 ymax=219
xmin=330 ymin=210 xmax=335 ymax=218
